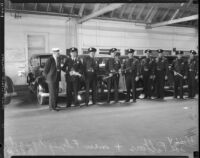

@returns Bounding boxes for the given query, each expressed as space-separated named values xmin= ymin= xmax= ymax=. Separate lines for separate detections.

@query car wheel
xmin=37 ymin=86 xmax=46 ymax=105
xmin=4 ymin=76 xmax=14 ymax=105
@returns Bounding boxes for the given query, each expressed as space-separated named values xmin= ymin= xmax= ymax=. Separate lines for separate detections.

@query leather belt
xmin=144 ymin=69 xmax=149 ymax=71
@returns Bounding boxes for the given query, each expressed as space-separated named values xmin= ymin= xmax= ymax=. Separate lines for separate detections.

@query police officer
xmin=122 ymin=49 xmax=140 ymax=102
xmin=187 ymin=50 xmax=198 ymax=98
xmin=62 ymin=47 xmax=83 ymax=107
xmin=83 ymin=47 xmax=99 ymax=106
xmin=106 ymin=48 xmax=121 ymax=103
xmin=140 ymin=49 xmax=155 ymax=99
xmin=171 ymin=51 xmax=187 ymax=99
xmin=154 ymin=49 xmax=169 ymax=99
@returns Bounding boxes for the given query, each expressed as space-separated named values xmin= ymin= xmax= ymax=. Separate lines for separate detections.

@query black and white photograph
xmin=2 ymin=0 xmax=199 ymax=158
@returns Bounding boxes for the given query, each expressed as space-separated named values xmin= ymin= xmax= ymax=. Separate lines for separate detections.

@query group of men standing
xmin=43 ymin=47 xmax=198 ymax=111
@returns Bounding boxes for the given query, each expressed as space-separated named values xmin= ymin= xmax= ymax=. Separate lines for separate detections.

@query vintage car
xmin=4 ymin=75 xmax=16 ymax=105
xmin=27 ymin=54 xmax=68 ymax=105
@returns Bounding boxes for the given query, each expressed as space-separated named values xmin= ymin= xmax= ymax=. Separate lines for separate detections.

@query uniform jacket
xmin=187 ymin=58 xmax=198 ymax=75
xmin=83 ymin=56 xmax=99 ymax=75
xmin=105 ymin=58 xmax=121 ymax=74
xmin=155 ymin=57 xmax=169 ymax=75
xmin=61 ymin=57 xmax=83 ymax=78
xmin=122 ymin=57 xmax=140 ymax=76
xmin=43 ymin=56 xmax=61 ymax=83
xmin=171 ymin=58 xmax=187 ymax=76
xmin=140 ymin=57 xmax=155 ymax=75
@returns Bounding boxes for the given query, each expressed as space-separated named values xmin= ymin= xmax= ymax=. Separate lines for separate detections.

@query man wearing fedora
xmin=43 ymin=48 xmax=61 ymax=111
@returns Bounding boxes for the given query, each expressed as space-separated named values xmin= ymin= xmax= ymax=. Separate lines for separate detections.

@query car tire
xmin=36 ymin=86 xmax=46 ymax=105
xmin=4 ymin=76 xmax=14 ymax=105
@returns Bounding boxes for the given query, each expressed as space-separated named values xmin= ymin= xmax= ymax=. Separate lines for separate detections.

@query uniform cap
xmin=190 ymin=50 xmax=197 ymax=55
xmin=157 ymin=49 xmax=163 ymax=53
xmin=109 ymin=48 xmax=117 ymax=53
xmin=88 ymin=47 xmax=97 ymax=52
xmin=69 ymin=47 xmax=78 ymax=52
xmin=145 ymin=49 xmax=152 ymax=53
xmin=127 ymin=49 xmax=135 ymax=54
xmin=52 ymin=48 xmax=60 ymax=52
xmin=115 ymin=52 xmax=120 ymax=56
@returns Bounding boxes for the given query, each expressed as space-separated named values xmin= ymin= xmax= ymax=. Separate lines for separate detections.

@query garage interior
xmin=4 ymin=1 xmax=198 ymax=158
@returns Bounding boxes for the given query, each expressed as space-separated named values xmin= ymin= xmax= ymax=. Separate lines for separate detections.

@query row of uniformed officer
xmin=61 ymin=47 xmax=198 ymax=108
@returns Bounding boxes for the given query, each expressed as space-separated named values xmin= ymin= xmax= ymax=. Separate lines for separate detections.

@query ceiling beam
xmin=22 ymin=3 xmax=25 ymax=10
xmin=119 ymin=5 xmax=126 ymax=18
xmin=34 ymin=3 xmax=37 ymax=11
xmin=92 ymin=4 xmax=100 ymax=13
xmin=144 ymin=6 xmax=154 ymax=21
xmin=150 ymin=3 xmax=197 ymax=12
xmin=47 ymin=3 xmax=50 ymax=12
xmin=79 ymin=3 xmax=85 ymax=17
xmin=70 ymin=4 xmax=75 ymax=14
xmin=170 ymin=3 xmax=185 ymax=20
xmin=59 ymin=3 xmax=63 ymax=13
xmin=128 ymin=4 xmax=136 ymax=19
xmin=78 ymin=3 xmax=124 ymax=24
xmin=136 ymin=5 xmax=146 ymax=20
xmin=146 ymin=7 xmax=158 ymax=23
xmin=160 ymin=8 xmax=170 ymax=21
xmin=149 ymin=14 xmax=198 ymax=28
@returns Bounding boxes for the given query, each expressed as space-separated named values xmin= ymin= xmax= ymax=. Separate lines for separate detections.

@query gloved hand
xmin=165 ymin=75 xmax=168 ymax=80
xmin=109 ymin=73 xmax=113 ymax=77
xmin=183 ymin=76 xmax=187 ymax=79
xmin=174 ymin=71 xmax=177 ymax=76
xmin=135 ymin=76 xmax=139 ymax=81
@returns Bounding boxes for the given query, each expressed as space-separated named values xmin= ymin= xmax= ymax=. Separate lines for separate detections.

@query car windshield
xmin=30 ymin=56 xmax=50 ymax=68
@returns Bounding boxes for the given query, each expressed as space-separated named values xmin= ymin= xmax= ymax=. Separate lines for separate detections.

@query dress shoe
xmin=125 ymin=99 xmax=130 ymax=102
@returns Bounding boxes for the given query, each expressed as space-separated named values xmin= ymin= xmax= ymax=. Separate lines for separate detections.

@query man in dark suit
xmin=62 ymin=47 xmax=83 ymax=107
xmin=83 ymin=47 xmax=99 ymax=106
xmin=122 ymin=49 xmax=140 ymax=102
xmin=43 ymin=48 xmax=61 ymax=111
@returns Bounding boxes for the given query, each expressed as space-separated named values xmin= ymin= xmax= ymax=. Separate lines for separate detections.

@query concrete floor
xmin=4 ymin=91 xmax=198 ymax=158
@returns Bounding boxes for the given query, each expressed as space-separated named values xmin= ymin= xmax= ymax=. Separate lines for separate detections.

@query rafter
xmin=136 ymin=5 xmax=146 ymax=20
xmin=144 ymin=6 xmax=154 ymax=21
xmin=160 ymin=8 xmax=170 ymax=21
xmin=147 ymin=7 xmax=158 ymax=23
xmin=47 ymin=3 xmax=50 ymax=12
xmin=128 ymin=4 xmax=136 ymax=20
xmin=170 ymin=3 xmax=185 ymax=20
xmin=22 ymin=3 xmax=25 ymax=10
xmin=119 ymin=5 xmax=126 ymax=18
xmin=79 ymin=3 xmax=85 ymax=17
xmin=93 ymin=4 xmax=100 ymax=13
xmin=34 ymin=3 xmax=37 ymax=11
xmin=70 ymin=4 xmax=75 ymax=14
xmin=59 ymin=3 xmax=63 ymax=13
xmin=78 ymin=3 xmax=124 ymax=24
xmin=149 ymin=14 xmax=198 ymax=28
